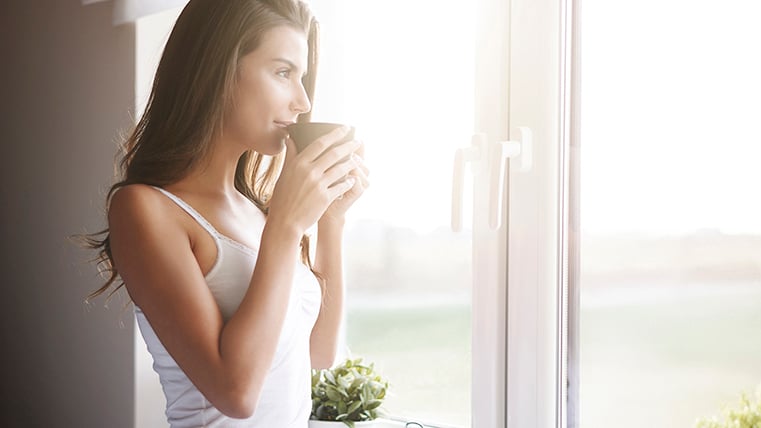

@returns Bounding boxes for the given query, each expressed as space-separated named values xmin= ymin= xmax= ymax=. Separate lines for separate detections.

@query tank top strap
xmin=150 ymin=186 xmax=220 ymax=238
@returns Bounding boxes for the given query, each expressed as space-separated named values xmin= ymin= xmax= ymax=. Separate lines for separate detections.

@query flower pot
xmin=308 ymin=420 xmax=380 ymax=428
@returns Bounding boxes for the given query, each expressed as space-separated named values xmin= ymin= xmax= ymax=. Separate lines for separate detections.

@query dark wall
xmin=0 ymin=1 xmax=135 ymax=426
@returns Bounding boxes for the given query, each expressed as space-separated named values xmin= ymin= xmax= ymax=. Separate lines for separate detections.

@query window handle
xmin=451 ymin=134 xmax=485 ymax=232
xmin=489 ymin=126 xmax=533 ymax=230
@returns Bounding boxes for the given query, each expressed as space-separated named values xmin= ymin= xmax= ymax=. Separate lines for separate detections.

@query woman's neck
xmin=173 ymin=140 xmax=246 ymax=199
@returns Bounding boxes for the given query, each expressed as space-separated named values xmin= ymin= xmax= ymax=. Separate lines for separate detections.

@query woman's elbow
xmin=211 ymin=380 xmax=262 ymax=419
xmin=216 ymin=392 xmax=258 ymax=419
xmin=311 ymin=351 xmax=337 ymax=370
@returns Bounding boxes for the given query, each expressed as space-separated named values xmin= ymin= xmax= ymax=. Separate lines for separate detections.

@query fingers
xmin=349 ymin=159 xmax=370 ymax=188
xmin=349 ymin=145 xmax=369 ymax=182
xmin=336 ymin=156 xmax=370 ymax=201
xmin=323 ymin=153 xmax=361 ymax=185
xmin=278 ymin=132 xmax=367 ymax=210
xmin=270 ymin=133 xmax=368 ymax=231
xmin=328 ymin=176 xmax=356 ymax=200
xmin=312 ymin=140 xmax=361 ymax=172
xmin=355 ymin=139 xmax=365 ymax=159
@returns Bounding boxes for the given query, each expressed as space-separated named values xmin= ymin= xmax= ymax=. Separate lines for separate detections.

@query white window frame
xmin=486 ymin=0 xmax=578 ymax=426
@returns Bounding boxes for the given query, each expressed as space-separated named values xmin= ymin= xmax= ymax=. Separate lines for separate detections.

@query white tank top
xmin=134 ymin=186 xmax=322 ymax=428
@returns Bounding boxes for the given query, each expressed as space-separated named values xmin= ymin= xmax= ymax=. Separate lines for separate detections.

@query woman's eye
xmin=277 ymin=69 xmax=290 ymax=78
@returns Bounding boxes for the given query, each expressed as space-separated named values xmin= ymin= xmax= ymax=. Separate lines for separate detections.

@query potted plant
xmin=695 ymin=383 xmax=761 ymax=428
xmin=309 ymin=357 xmax=389 ymax=427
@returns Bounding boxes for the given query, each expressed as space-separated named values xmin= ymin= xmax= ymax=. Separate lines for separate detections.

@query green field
xmin=345 ymin=286 xmax=761 ymax=428
xmin=580 ymin=287 xmax=761 ymax=428
xmin=346 ymin=304 xmax=472 ymax=427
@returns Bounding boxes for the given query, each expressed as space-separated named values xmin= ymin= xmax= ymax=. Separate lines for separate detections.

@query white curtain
xmin=82 ymin=0 xmax=188 ymax=25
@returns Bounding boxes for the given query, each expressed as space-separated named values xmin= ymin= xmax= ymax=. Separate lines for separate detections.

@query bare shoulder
xmin=107 ymin=184 xmax=195 ymax=300
xmin=108 ymin=183 xmax=167 ymax=225
xmin=108 ymin=182 xmax=191 ymax=244
xmin=108 ymin=183 xmax=193 ymax=242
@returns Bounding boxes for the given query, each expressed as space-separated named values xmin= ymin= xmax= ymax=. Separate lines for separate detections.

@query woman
xmin=85 ymin=0 xmax=368 ymax=426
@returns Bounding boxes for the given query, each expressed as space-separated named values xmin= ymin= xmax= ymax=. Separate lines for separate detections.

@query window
xmin=314 ymin=0 xmax=577 ymax=426
xmin=308 ymin=1 xmax=478 ymax=426
xmin=578 ymin=1 xmax=761 ymax=427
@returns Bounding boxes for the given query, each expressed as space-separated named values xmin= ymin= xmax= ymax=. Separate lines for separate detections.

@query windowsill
xmin=309 ymin=417 xmax=447 ymax=428
xmin=373 ymin=417 xmax=459 ymax=428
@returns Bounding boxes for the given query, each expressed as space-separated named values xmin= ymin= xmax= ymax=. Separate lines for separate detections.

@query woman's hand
xmin=320 ymin=140 xmax=369 ymax=224
xmin=267 ymin=126 xmax=362 ymax=235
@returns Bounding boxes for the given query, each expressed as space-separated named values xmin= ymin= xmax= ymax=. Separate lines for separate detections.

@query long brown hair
xmin=84 ymin=0 xmax=321 ymax=301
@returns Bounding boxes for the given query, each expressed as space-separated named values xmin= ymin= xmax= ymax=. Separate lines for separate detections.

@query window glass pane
xmin=310 ymin=1 xmax=475 ymax=426
xmin=580 ymin=1 xmax=761 ymax=426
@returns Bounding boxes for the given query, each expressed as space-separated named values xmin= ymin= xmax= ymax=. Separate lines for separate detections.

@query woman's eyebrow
xmin=272 ymin=58 xmax=303 ymax=71
xmin=272 ymin=57 xmax=308 ymax=78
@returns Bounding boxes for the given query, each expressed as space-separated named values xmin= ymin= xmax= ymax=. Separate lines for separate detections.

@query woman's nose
xmin=291 ymin=81 xmax=312 ymax=114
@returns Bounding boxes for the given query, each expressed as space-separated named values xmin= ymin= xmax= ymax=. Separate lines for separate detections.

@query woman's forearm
xmin=216 ymin=220 xmax=302 ymax=414
xmin=309 ymin=217 xmax=346 ymax=368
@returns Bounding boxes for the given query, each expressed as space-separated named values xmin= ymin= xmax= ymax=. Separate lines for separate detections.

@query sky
xmin=579 ymin=0 xmax=761 ymax=236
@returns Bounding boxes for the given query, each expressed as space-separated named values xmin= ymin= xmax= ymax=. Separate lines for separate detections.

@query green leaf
xmin=348 ymin=400 xmax=362 ymax=415
xmin=326 ymin=384 xmax=348 ymax=401
xmin=350 ymin=377 xmax=364 ymax=391
xmin=325 ymin=388 xmax=341 ymax=402
xmin=365 ymin=399 xmax=382 ymax=410
xmin=338 ymin=374 xmax=352 ymax=390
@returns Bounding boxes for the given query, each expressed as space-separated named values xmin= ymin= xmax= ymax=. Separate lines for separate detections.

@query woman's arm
xmin=112 ymin=132 xmax=360 ymax=419
xmin=309 ymin=142 xmax=369 ymax=369
xmin=110 ymin=185 xmax=303 ymax=419
xmin=309 ymin=216 xmax=347 ymax=369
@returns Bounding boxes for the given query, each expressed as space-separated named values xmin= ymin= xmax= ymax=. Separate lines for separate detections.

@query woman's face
xmin=224 ymin=25 xmax=311 ymax=155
